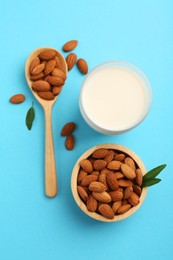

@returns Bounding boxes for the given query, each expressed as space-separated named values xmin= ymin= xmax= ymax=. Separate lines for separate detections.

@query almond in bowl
xmin=71 ymin=144 xmax=147 ymax=222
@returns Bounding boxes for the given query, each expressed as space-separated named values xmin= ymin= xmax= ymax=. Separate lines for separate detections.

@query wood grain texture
xmin=25 ymin=47 xmax=68 ymax=197
xmin=71 ymin=143 xmax=148 ymax=222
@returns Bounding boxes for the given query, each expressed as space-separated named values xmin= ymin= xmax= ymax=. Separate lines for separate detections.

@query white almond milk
xmin=79 ymin=62 xmax=152 ymax=134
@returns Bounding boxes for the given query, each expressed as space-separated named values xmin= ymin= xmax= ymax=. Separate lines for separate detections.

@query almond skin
xmin=63 ymin=40 xmax=78 ymax=52
xmin=108 ymin=191 xmax=123 ymax=201
xmin=135 ymin=168 xmax=143 ymax=186
xmin=114 ymin=172 xmax=124 ymax=179
xmin=37 ymin=91 xmax=55 ymax=100
xmin=77 ymin=186 xmax=88 ymax=202
xmin=65 ymin=134 xmax=74 ymax=150
xmin=89 ymin=181 xmax=107 ymax=193
xmin=44 ymin=59 xmax=56 ymax=75
xmin=112 ymin=201 xmax=122 ymax=214
xmin=10 ymin=94 xmax=25 ymax=104
xmin=52 ymin=86 xmax=63 ymax=96
xmin=104 ymin=150 xmax=115 ymax=163
xmin=45 ymin=76 xmax=64 ymax=86
xmin=106 ymin=173 xmax=119 ymax=191
xmin=133 ymin=185 xmax=142 ymax=196
xmin=91 ymin=171 xmax=100 ymax=177
xmin=98 ymin=204 xmax=114 ymax=219
xmin=92 ymin=191 xmax=111 ymax=203
xmin=31 ymin=63 xmax=45 ymax=75
xmin=92 ymin=148 xmax=109 ymax=159
xmin=77 ymin=170 xmax=88 ymax=184
xmin=117 ymin=204 xmax=131 ymax=214
xmin=61 ymin=122 xmax=76 ymax=136
xmin=118 ymin=179 xmax=133 ymax=187
xmin=128 ymin=192 xmax=140 ymax=206
xmin=51 ymin=68 xmax=66 ymax=80
xmin=86 ymin=195 xmax=98 ymax=212
xmin=93 ymin=160 xmax=107 ymax=171
xmin=77 ymin=58 xmax=88 ymax=74
xmin=54 ymin=56 xmax=63 ymax=69
xmin=39 ymin=50 xmax=56 ymax=61
xmin=124 ymin=157 xmax=136 ymax=171
xmin=32 ymin=80 xmax=51 ymax=92
xmin=114 ymin=153 xmax=126 ymax=162
xmin=98 ymin=173 xmax=108 ymax=189
xmin=80 ymin=175 xmax=98 ymax=186
xmin=107 ymin=161 xmax=122 ymax=170
xmin=66 ymin=53 xmax=77 ymax=71
xmin=30 ymin=57 xmax=40 ymax=73
xmin=123 ymin=186 xmax=133 ymax=199
xmin=80 ymin=159 xmax=93 ymax=173
xmin=121 ymin=164 xmax=136 ymax=179
xmin=30 ymin=72 xmax=44 ymax=81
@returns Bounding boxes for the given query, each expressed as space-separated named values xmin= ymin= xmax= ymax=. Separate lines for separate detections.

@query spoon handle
xmin=44 ymin=106 xmax=58 ymax=197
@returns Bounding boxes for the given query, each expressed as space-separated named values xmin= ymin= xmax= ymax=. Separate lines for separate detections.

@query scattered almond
xmin=61 ymin=122 xmax=76 ymax=136
xmin=10 ymin=94 xmax=25 ymax=104
xmin=65 ymin=134 xmax=74 ymax=150
xmin=63 ymin=40 xmax=78 ymax=52
xmin=66 ymin=53 xmax=77 ymax=71
xmin=77 ymin=58 xmax=88 ymax=74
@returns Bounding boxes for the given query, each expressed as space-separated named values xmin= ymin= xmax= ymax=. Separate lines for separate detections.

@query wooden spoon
xmin=25 ymin=47 xmax=68 ymax=198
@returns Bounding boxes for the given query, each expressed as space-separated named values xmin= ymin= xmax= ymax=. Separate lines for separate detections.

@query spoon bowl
xmin=25 ymin=47 xmax=68 ymax=197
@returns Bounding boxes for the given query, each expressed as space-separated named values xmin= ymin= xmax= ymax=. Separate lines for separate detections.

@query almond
xmin=112 ymin=201 xmax=122 ymax=214
xmin=10 ymin=94 xmax=25 ymax=104
xmin=101 ymin=169 xmax=113 ymax=175
xmin=98 ymin=204 xmax=114 ymax=219
xmin=107 ymin=161 xmax=122 ymax=170
xmin=44 ymin=59 xmax=56 ymax=75
xmin=65 ymin=134 xmax=74 ymax=150
xmin=66 ymin=53 xmax=77 ymax=71
xmin=123 ymin=186 xmax=133 ymax=199
xmin=77 ymin=170 xmax=88 ymax=183
xmin=30 ymin=57 xmax=40 ymax=73
xmin=30 ymin=72 xmax=44 ymax=81
xmin=121 ymin=164 xmax=136 ymax=179
xmin=128 ymin=192 xmax=140 ymax=206
xmin=61 ymin=122 xmax=76 ymax=136
xmin=104 ymin=150 xmax=115 ymax=163
xmin=124 ymin=157 xmax=136 ymax=171
xmin=80 ymin=175 xmax=98 ymax=186
xmin=89 ymin=181 xmax=107 ymax=193
xmin=92 ymin=191 xmax=111 ymax=203
xmin=114 ymin=172 xmax=124 ymax=179
xmin=108 ymin=191 xmax=123 ymax=201
xmin=118 ymin=179 xmax=133 ymax=187
xmin=91 ymin=171 xmax=100 ymax=177
xmin=77 ymin=186 xmax=88 ymax=202
xmin=117 ymin=204 xmax=131 ymax=214
xmin=37 ymin=91 xmax=54 ymax=100
xmin=114 ymin=153 xmax=126 ymax=162
xmin=32 ymin=80 xmax=51 ymax=92
xmin=51 ymin=68 xmax=66 ymax=80
xmin=135 ymin=168 xmax=143 ymax=186
xmin=63 ymin=40 xmax=78 ymax=52
xmin=106 ymin=173 xmax=119 ymax=191
xmin=92 ymin=148 xmax=109 ymax=159
xmin=31 ymin=63 xmax=45 ymax=75
xmin=87 ymin=156 xmax=95 ymax=165
xmin=54 ymin=56 xmax=63 ymax=69
xmin=77 ymin=58 xmax=88 ymax=74
xmin=133 ymin=185 xmax=142 ymax=196
xmin=86 ymin=195 xmax=98 ymax=212
xmin=52 ymin=86 xmax=63 ymax=96
xmin=93 ymin=160 xmax=107 ymax=171
xmin=98 ymin=173 xmax=108 ymax=189
xmin=39 ymin=50 xmax=56 ymax=61
xmin=80 ymin=159 xmax=93 ymax=173
xmin=45 ymin=76 xmax=64 ymax=86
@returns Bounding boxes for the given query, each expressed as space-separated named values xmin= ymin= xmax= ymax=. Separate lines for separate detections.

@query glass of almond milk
xmin=79 ymin=61 xmax=152 ymax=135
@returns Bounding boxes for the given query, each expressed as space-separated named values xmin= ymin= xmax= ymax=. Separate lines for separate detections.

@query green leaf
xmin=143 ymin=164 xmax=166 ymax=181
xmin=26 ymin=102 xmax=35 ymax=130
xmin=142 ymin=178 xmax=161 ymax=187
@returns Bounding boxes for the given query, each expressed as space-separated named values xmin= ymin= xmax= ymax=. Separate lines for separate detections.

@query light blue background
xmin=0 ymin=1 xmax=173 ymax=259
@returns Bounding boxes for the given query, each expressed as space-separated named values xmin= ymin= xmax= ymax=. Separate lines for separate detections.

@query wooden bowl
xmin=71 ymin=144 xmax=147 ymax=222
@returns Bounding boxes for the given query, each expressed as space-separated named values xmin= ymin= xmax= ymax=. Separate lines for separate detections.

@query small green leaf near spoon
xmin=26 ymin=102 xmax=35 ymax=130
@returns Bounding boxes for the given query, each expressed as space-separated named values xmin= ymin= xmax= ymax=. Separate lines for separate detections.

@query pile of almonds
xmin=77 ymin=148 xmax=143 ymax=219
xmin=29 ymin=49 xmax=67 ymax=100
